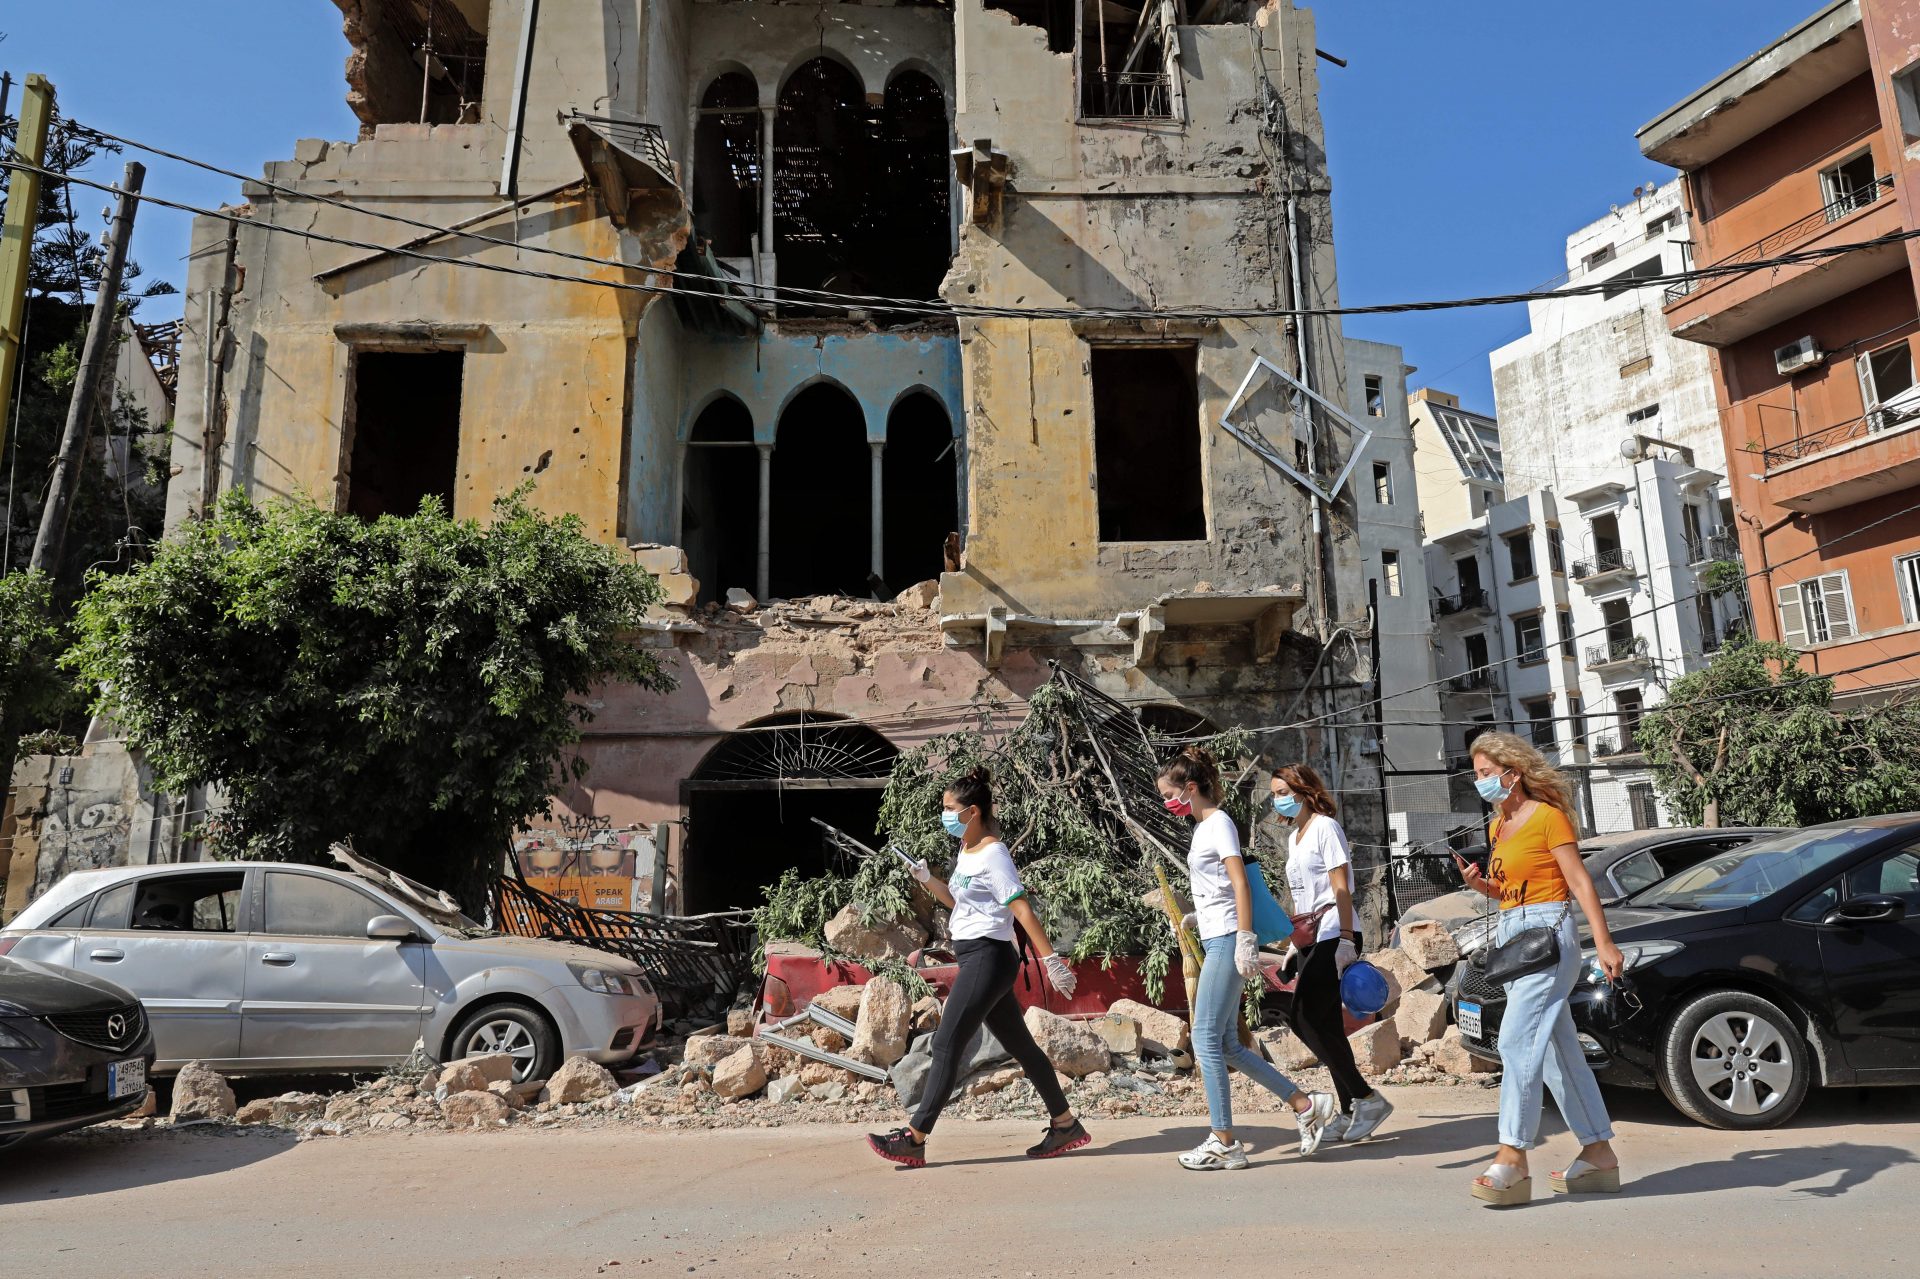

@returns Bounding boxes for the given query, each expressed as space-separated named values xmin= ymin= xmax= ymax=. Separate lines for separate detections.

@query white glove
xmin=1169 ymin=911 xmax=1197 ymax=938
xmin=1282 ymin=941 xmax=1301 ymax=971
xmin=1234 ymin=930 xmax=1261 ymax=980
xmin=1335 ymin=938 xmax=1358 ymax=974
xmin=907 ymin=858 xmax=932 ymax=884
xmin=1043 ymin=954 xmax=1078 ymax=998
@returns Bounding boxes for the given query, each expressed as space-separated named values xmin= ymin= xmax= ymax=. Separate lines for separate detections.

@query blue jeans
xmin=1194 ymin=933 xmax=1299 ymax=1132
xmin=1494 ymin=903 xmax=1615 ymax=1151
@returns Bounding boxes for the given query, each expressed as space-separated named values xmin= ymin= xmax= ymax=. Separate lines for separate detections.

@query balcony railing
xmin=1433 ymin=587 xmax=1490 ymax=618
xmin=1585 ymin=634 xmax=1650 ymax=668
xmin=1588 ymin=733 xmax=1622 ymax=758
xmin=1663 ymin=174 xmax=1895 ymax=306
xmin=1753 ymin=399 xmax=1920 ymax=469
xmin=1082 ymin=70 xmax=1173 ymax=120
xmin=1448 ymin=670 xmax=1500 ymax=693
xmin=1685 ymin=530 xmax=1741 ymax=565
xmin=1572 ymin=548 xmax=1635 ymax=581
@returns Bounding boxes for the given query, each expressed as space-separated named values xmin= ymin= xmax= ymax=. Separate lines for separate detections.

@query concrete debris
xmin=1255 ymin=1026 xmax=1318 ymax=1071
xmin=849 ymin=977 xmax=912 ymax=1068
xmin=910 ymin=995 xmax=943 ymax=1035
xmin=1398 ymin=919 xmax=1462 ymax=972
xmin=434 ymin=1059 xmax=492 ymax=1098
xmin=967 ymin=1066 xmax=1024 ymax=1097
xmin=450 ymin=1053 xmax=519 ymax=1086
xmin=723 ymin=588 xmax=757 ymax=612
xmin=235 ymin=1099 xmax=275 ymax=1126
xmin=1022 ymin=1007 xmax=1111 ymax=1078
xmin=822 ymin=904 xmax=927 ymax=963
xmin=324 ymin=1095 xmax=370 ymax=1125
xmin=1391 ymin=987 xmax=1450 ymax=1047
xmin=1107 ymin=999 xmax=1190 ymax=1058
xmin=367 ymin=1111 xmax=412 ymax=1130
xmin=1363 ymin=947 xmax=1435 ymax=1016
xmin=1429 ymin=1027 xmax=1480 ymax=1077
xmin=807 ymin=1081 xmax=847 ymax=1102
xmin=1090 ymin=1012 xmax=1141 ymax=1056
xmin=893 ymin=580 xmax=939 ymax=610
xmin=810 ymin=984 xmax=868 ymax=1023
xmin=168 ymin=1062 xmax=236 ymax=1125
xmin=726 ymin=1008 xmax=755 ymax=1038
xmin=766 ymin=1075 xmax=804 ymax=1105
xmin=1348 ymin=1020 xmax=1404 ymax=1076
xmin=711 ymin=1046 xmax=768 ymax=1099
xmin=683 ymin=1033 xmax=753 ymax=1070
xmin=544 ymin=1056 xmax=619 ymax=1105
xmin=440 ymin=1089 xmax=513 ymax=1129
xmin=811 ymin=1025 xmax=850 ymax=1053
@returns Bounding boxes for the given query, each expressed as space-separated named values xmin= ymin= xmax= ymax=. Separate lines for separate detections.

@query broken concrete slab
xmin=1091 ymin=1012 xmax=1141 ymax=1056
xmin=1399 ymin=919 xmax=1461 ymax=971
xmin=823 ymin=904 xmax=927 ymax=962
xmin=711 ymin=1046 xmax=768 ymax=1099
xmin=1022 ymin=1007 xmax=1109 ymax=1078
xmin=168 ymin=1062 xmax=235 ymax=1125
xmin=1348 ymin=1020 xmax=1403 ymax=1076
xmin=1392 ymin=987 xmax=1450 ymax=1047
xmin=440 ymin=1090 xmax=512 ymax=1129
xmin=544 ymin=1055 xmax=618 ymax=1104
xmin=449 ymin=1052 xmax=519 ymax=1086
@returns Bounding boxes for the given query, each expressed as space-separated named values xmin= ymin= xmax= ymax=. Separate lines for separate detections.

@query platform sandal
xmin=1470 ymin=1161 xmax=1531 ymax=1207
xmin=1550 ymin=1158 xmax=1621 ymax=1194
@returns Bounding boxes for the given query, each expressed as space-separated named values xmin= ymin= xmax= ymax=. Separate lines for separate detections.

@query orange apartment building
xmin=1639 ymin=0 xmax=1920 ymax=701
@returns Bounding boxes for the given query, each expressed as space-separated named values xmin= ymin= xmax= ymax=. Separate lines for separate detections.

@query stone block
xmin=1431 ymin=1026 xmax=1478 ymax=1077
xmin=684 ymin=1034 xmax=752 ymax=1069
xmin=910 ymin=995 xmax=943 ymax=1035
xmin=1107 ymin=999 xmax=1190 ymax=1058
xmin=435 ymin=1060 xmax=490 ymax=1096
xmin=1256 ymin=1026 xmax=1318 ymax=1071
xmin=1091 ymin=1012 xmax=1141 ymax=1057
xmin=654 ymin=573 xmax=699 ymax=606
xmin=767 ymin=1075 xmax=803 ymax=1104
xmin=725 ymin=588 xmax=758 ymax=612
xmin=1399 ymin=919 xmax=1462 ymax=971
xmin=1022 ymin=1007 xmax=1109 ymax=1078
xmin=823 ymin=904 xmax=927 ymax=962
xmin=711 ymin=1046 xmax=768 ymax=1100
xmin=811 ymin=983 xmax=867 ymax=1021
xmin=1363 ymin=947 xmax=1435 ymax=1015
xmin=1348 ymin=1020 xmax=1403 ymax=1076
xmin=234 ymin=1099 xmax=274 ymax=1126
xmin=292 ymin=138 xmax=329 ymax=164
xmin=168 ymin=1062 xmax=235 ymax=1124
xmin=449 ymin=1052 xmax=518 ymax=1086
xmin=545 ymin=1055 xmax=617 ymax=1104
xmin=440 ymin=1089 xmax=512 ymax=1128
xmin=1392 ymin=987 xmax=1450 ymax=1047
xmin=850 ymin=977 xmax=912 ymax=1068
xmin=726 ymin=1008 xmax=755 ymax=1038
xmin=631 ymin=543 xmax=688 ymax=577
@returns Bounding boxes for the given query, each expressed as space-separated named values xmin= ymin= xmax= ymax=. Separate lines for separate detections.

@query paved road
xmin=5 ymin=1085 xmax=1918 ymax=1278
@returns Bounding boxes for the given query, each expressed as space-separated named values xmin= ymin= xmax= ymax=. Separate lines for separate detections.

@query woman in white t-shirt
xmin=1158 ymin=747 xmax=1335 ymax=1170
xmin=1273 ymin=763 xmax=1392 ymax=1142
xmin=865 ymin=766 xmax=1087 ymax=1168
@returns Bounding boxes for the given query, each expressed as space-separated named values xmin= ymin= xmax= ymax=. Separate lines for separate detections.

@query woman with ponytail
xmin=1158 ymin=747 xmax=1335 ymax=1170
xmin=865 ymin=765 xmax=1090 ymax=1168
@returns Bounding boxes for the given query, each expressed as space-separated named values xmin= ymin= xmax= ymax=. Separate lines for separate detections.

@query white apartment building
xmin=1491 ymin=180 xmax=1723 ymax=495
xmin=1345 ymin=340 xmax=1450 ymax=866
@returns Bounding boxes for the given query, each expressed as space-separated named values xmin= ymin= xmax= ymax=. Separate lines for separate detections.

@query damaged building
xmin=86 ymin=0 xmax=1390 ymax=927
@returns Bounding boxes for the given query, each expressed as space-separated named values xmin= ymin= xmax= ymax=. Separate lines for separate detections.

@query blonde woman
xmin=1454 ymin=731 xmax=1625 ymax=1206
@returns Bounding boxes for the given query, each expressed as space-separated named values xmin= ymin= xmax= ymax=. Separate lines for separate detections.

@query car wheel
xmin=447 ymin=1002 xmax=560 ymax=1083
xmin=1658 ymin=990 xmax=1810 ymax=1130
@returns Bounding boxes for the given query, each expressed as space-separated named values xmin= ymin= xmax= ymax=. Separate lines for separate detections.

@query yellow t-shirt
xmin=1487 ymin=804 xmax=1577 ymax=909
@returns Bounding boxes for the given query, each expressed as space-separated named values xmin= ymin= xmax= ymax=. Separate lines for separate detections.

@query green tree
xmin=1638 ymin=637 xmax=1920 ymax=827
xmin=65 ymin=490 xmax=675 ymax=907
xmin=0 ymin=570 xmax=83 ymax=794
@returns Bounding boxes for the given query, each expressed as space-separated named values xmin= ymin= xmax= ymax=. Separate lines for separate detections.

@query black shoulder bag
xmin=1472 ymin=816 xmax=1572 ymax=987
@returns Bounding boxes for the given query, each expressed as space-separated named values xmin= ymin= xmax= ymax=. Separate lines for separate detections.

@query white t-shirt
xmin=1187 ymin=810 xmax=1244 ymax=941
xmin=1284 ymin=814 xmax=1351 ymax=942
xmin=947 ymin=840 xmax=1024 ymax=942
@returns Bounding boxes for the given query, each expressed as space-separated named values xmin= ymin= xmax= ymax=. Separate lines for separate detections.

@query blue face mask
xmin=1475 ymin=772 xmax=1513 ymax=803
xmin=1273 ymin=794 xmax=1301 ymax=818
xmin=940 ymin=809 xmax=968 ymax=838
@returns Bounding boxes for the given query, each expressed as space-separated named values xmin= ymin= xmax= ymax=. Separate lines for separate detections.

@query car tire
xmin=446 ymin=1001 xmax=561 ymax=1084
xmin=1657 ymin=989 xmax=1811 ymax=1130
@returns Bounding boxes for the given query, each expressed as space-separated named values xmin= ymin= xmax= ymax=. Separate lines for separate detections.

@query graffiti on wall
xmin=513 ymin=814 xmax=656 ymax=911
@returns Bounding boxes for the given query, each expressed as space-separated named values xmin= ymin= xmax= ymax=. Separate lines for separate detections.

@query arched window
xmin=693 ymin=72 xmax=761 ymax=259
xmin=882 ymin=392 xmax=957 ymax=592
xmin=771 ymin=383 xmax=871 ymax=599
xmin=875 ymin=71 xmax=952 ymax=301
xmin=682 ymin=396 xmax=757 ymax=603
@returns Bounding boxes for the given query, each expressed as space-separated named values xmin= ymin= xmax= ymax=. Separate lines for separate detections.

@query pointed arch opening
xmin=693 ymin=71 xmax=762 ymax=261
xmin=882 ymin=392 xmax=958 ymax=593
xmin=771 ymin=383 xmax=871 ymax=599
xmin=682 ymin=395 xmax=758 ymax=604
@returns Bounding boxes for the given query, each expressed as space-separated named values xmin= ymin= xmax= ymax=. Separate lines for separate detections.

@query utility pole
xmin=29 ymin=160 xmax=143 ymax=576
xmin=0 ymin=74 xmax=55 ymax=463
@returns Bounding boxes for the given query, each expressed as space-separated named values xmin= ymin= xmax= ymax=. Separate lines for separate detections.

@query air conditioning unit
xmin=1773 ymin=336 xmax=1825 ymax=376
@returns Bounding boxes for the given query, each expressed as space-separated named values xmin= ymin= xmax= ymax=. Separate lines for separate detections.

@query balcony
xmin=1082 ymin=70 xmax=1173 ymax=120
xmin=1432 ymin=587 xmax=1491 ymax=619
xmin=1684 ymin=530 xmax=1741 ymax=566
xmin=1586 ymin=634 xmax=1652 ymax=670
xmin=1662 ymin=175 xmax=1904 ymax=348
xmin=1447 ymin=670 xmax=1501 ymax=694
xmin=1587 ymin=733 xmax=1633 ymax=759
xmin=1753 ymin=406 xmax=1920 ymax=514
xmin=1572 ymin=548 xmax=1636 ymax=585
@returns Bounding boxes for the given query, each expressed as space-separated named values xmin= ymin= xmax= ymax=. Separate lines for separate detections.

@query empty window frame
xmin=693 ymin=72 xmax=762 ymax=260
xmin=1092 ymin=346 xmax=1203 ymax=542
xmin=1821 ymin=149 xmax=1883 ymax=220
xmin=1364 ymin=375 xmax=1385 ymax=417
xmin=1512 ymin=613 xmax=1546 ymax=665
xmin=1547 ymin=525 xmax=1566 ymax=574
xmin=1645 ymin=211 xmax=1679 ymax=238
xmin=1600 ymin=256 xmax=1664 ymax=299
xmin=1506 ymin=531 xmax=1535 ymax=581
xmin=1900 ymin=552 xmax=1920 ymax=625
xmin=1381 ymin=550 xmax=1402 ymax=597
xmin=1896 ymin=64 xmax=1920 ymax=143
xmin=1078 ymin=0 xmax=1173 ymax=120
xmin=1583 ymin=244 xmax=1616 ymax=271
xmin=1778 ymin=571 xmax=1856 ymax=646
xmin=343 ymin=348 xmax=463 ymax=521
xmin=1615 ymin=688 xmax=1645 ymax=746
xmin=1626 ymin=403 xmax=1660 ymax=425
xmin=1559 ymin=608 xmax=1576 ymax=658
xmin=1858 ymin=340 xmax=1918 ymax=430
xmin=1567 ymin=694 xmax=1588 ymax=745
xmin=1372 ymin=461 xmax=1393 ymax=506
xmin=1523 ymin=696 xmax=1555 ymax=749
xmin=346 ymin=0 xmax=488 ymax=128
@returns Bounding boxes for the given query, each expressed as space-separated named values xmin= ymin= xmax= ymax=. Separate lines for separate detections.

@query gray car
xmin=0 ymin=856 xmax=659 ymax=1083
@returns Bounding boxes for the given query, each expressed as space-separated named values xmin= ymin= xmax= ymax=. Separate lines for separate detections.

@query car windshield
xmin=1637 ymin=826 xmax=1887 ymax=911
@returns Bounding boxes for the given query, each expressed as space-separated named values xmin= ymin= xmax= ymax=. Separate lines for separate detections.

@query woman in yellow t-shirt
xmin=1451 ymin=731 xmax=1626 ymax=1207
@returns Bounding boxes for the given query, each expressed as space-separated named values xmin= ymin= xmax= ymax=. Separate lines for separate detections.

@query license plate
xmin=1457 ymin=1001 xmax=1483 ymax=1040
xmin=108 ymin=1058 xmax=146 ymax=1100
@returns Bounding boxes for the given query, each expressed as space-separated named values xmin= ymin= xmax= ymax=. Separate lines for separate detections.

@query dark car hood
xmin=0 ymin=956 xmax=136 ymax=1016
xmin=1580 ymin=905 xmax=1745 ymax=943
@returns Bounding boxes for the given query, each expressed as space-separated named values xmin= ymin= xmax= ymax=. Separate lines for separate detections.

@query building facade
xmin=1639 ymin=0 xmax=1920 ymax=704
xmin=7 ymin=1 xmax=1395 ymax=925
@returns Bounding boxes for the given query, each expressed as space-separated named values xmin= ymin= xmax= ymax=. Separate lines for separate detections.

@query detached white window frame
xmin=1219 ymin=354 xmax=1374 ymax=504
xmin=1857 ymin=338 xmax=1920 ymax=432
xmin=1381 ymin=550 xmax=1402 ymax=597
xmin=1897 ymin=552 xmax=1920 ymax=624
xmin=1821 ymin=148 xmax=1881 ymax=219
xmin=1778 ymin=570 xmax=1857 ymax=646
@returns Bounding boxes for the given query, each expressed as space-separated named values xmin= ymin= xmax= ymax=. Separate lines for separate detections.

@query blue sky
xmin=4 ymin=1 xmax=1823 ymax=414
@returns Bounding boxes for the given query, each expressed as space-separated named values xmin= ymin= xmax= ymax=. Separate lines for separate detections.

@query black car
xmin=0 ymin=956 xmax=156 ymax=1149
xmin=1453 ymin=814 xmax=1920 ymax=1129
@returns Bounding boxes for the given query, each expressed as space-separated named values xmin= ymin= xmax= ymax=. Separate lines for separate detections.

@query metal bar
xmin=314 ymin=180 xmax=578 ymax=282
xmin=755 ymin=1029 xmax=889 ymax=1082
xmin=499 ymin=0 xmax=541 ymax=200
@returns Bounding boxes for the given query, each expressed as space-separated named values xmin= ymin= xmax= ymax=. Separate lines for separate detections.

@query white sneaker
xmin=1178 ymin=1134 xmax=1249 ymax=1171
xmin=1322 ymin=1113 xmax=1351 ymax=1142
xmin=1342 ymin=1092 xmax=1394 ymax=1142
xmin=1295 ymin=1092 xmax=1336 ymax=1156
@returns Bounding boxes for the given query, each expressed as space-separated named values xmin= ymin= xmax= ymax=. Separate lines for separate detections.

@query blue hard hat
xmin=1340 ymin=960 xmax=1391 ymax=1017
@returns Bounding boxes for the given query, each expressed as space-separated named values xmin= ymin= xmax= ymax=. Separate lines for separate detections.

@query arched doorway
xmin=682 ymin=396 xmax=758 ymax=603
xmin=692 ymin=71 xmax=761 ymax=260
xmin=774 ymin=57 xmax=871 ymax=296
xmin=882 ymin=392 xmax=957 ymax=592
xmin=681 ymin=713 xmax=900 ymax=913
xmin=771 ymin=382 xmax=870 ymax=599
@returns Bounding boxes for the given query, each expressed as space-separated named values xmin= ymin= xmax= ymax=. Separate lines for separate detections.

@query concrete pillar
xmin=757 ymin=443 xmax=773 ymax=601
xmin=870 ymin=441 xmax=886 ymax=586
xmin=758 ymin=107 xmax=777 ymax=290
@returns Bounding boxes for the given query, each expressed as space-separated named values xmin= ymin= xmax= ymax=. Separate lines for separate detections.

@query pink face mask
xmin=1163 ymin=791 xmax=1193 ymax=818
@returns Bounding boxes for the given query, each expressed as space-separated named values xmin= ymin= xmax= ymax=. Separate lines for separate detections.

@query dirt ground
xmin=6 ymin=1084 xmax=1919 ymax=1278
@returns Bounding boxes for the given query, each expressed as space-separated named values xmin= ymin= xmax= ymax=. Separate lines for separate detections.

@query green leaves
xmin=1639 ymin=636 xmax=1920 ymax=828
xmin=63 ymin=489 xmax=674 ymax=905
xmin=0 ymin=570 xmax=84 ymax=783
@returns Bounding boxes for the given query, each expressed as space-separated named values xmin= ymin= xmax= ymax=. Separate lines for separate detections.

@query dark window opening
xmin=1463 ymin=631 xmax=1489 ymax=671
xmin=1505 ymin=531 xmax=1535 ymax=581
xmin=1364 ymin=375 xmax=1384 ymax=417
xmin=348 ymin=0 xmax=489 ymax=129
xmin=683 ymin=396 xmax=759 ymax=603
xmin=693 ymin=72 xmax=761 ymax=261
xmin=1627 ymin=782 xmax=1659 ymax=831
xmin=1513 ymin=613 xmax=1546 ymax=664
xmin=774 ymin=60 xmax=951 ymax=308
xmin=1616 ymin=689 xmax=1645 ymax=747
xmin=771 ymin=383 xmax=871 ymax=599
xmin=1456 ymin=554 xmax=1482 ymax=596
xmin=1091 ymin=346 xmax=1204 ymax=542
xmin=1080 ymin=0 xmax=1172 ymax=119
xmin=986 ymin=0 xmax=1078 ymax=52
xmin=345 ymin=349 xmax=463 ymax=521
xmin=1523 ymin=697 xmax=1555 ymax=749
xmin=882 ymin=393 xmax=958 ymax=594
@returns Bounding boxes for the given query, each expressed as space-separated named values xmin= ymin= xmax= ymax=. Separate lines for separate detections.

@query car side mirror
xmin=367 ymin=914 xmax=415 ymax=941
xmin=1822 ymin=894 xmax=1908 ymax=927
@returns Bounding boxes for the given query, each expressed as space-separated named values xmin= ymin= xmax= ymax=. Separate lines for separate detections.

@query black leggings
xmin=1287 ymin=937 xmax=1374 ymax=1115
xmin=911 ymin=936 xmax=1072 ymax=1133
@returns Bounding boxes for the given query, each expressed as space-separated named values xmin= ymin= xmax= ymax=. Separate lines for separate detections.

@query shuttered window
xmin=1899 ymin=553 xmax=1920 ymax=625
xmin=1779 ymin=571 xmax=1856 ymax=646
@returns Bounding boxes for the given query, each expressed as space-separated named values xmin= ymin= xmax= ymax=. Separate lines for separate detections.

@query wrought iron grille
xmin=1083 ymin=70 xmax=1173 ymax=120
xmin=1585 ymin=634 xmax=1649 ymax=667
xmin=694 ymin=714 xmax=899 ymax=783
xmin=1572 ymin=548 xmax=1635 ymax=580
xmin=1664 ymin=174 xmax=1894 ymax=304
xmin=1434 ymin=588 xmax=1489 ymax=618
